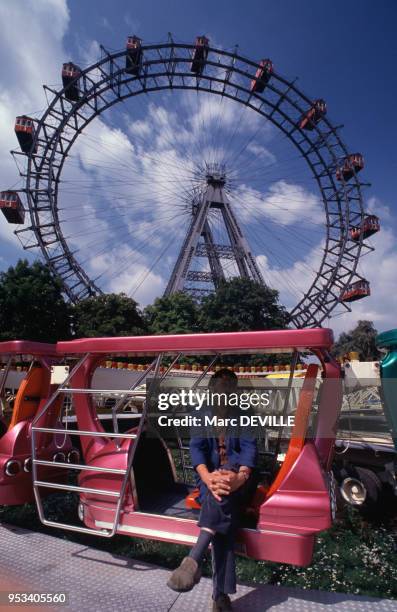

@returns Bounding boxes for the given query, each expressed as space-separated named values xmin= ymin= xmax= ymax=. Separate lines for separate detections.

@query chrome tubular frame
xmin=31 ymin=352 xmax=164 ymax=538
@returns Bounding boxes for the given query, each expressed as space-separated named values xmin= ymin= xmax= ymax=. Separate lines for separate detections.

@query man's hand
xmin=204 ymin=470 xmax=231 ymax=501
xmin=217 ymin=470 xmax=246 ymax=494
xmin=205 ymin=470 xmax=247 ymax=500
xmin=197 ymin=464 xmax=250 ymax=501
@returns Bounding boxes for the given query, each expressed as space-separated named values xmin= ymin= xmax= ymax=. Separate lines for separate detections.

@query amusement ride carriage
xmin=25 ymin=327 xmax=341 ymax=566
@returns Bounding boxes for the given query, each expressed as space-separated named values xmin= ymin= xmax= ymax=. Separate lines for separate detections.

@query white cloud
xmin=367 ymin=195 xmax=391 ymax=221
xmin=233 ymin=180 xmax=323 ymax=226
xmin=88 ymin=245 xmax=164 ymax=305
xmin=256 ymin=239 xmax=324 ymax=309
xmin=0 ymin=0 xmax=70 ymax=257
xmin=128 ymin=119 xmax=151 ymax=138
xmin=246 ymin=143 xmax=276 ymax=164
xmin=77 ymin=39 xmax=102 ymax=68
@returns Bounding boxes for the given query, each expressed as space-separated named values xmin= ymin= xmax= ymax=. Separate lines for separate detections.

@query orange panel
xmin=8 ymin=366 xmax=50 ymax=430
xmin=185 ymin=488 xmax=201 ymax=510
xmin=266 ymin=363 xmax=319 ymax=498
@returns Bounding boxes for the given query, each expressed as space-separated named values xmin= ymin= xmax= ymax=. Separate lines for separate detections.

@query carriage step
xmin=37 ymin=518 xmax=115 ymax=537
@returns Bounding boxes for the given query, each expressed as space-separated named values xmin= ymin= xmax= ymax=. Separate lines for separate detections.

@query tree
xmin=0 ymin=259 xmax=71 ymax=342
xmin=198 ymin=277 xmax=290 ymax=333
xmin=332 ymin=320 xmax=379 ymax=361
xmin=144 ymin=292 xmax=200 ymax=335
xmin=72 ymin=293 xmax=146 ymax=337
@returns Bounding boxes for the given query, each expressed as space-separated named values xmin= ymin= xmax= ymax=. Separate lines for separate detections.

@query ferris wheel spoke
xmin=227 ymin=191 xmax=324 ymax=268
xmin=89 ymin=210 xmax=189 ymax=292
xmin=226 ymin=188 xmax=325 ymax=230
xmin=67 ymin=207 xmax=189 ymax=248
xmin=77 ymin=210 xmax=190 ymax=277
xmin=59 ymin=197 xmax=186 ymax=227
xmin=242 ymin=224 xmax=314 ymax=299
xmin=74 ymin=125 xmax=200 ymax=180
xmin=128 ymin=233 xmax=178 ymax=298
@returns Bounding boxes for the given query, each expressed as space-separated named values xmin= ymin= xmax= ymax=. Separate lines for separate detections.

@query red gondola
xmin=62 ymin=62 xmax=82 ymax=102
xmin=336 ymin=153 xmax=364 ymax=182
xmin=250 ymin=59 xmax=273 ymax=93
xmin=14 ymin=116 xmax=37 ymax=154
xmin=299 ymin=99 xmax=327 ymax=130
xmin=350 ymin=215 xmax=380 ymax=241
xmin=0 ymin=341 xmax=73 ymax=505
xmin=191 ymin=36 xmax=209 ymax=75
xmin=125 ymin=36 xmax=142 ymax=76
xmin=32 ymin=329 xmax=343 ymax=567
xmin=0 ymin=191 xmax=25 ymax=224
xmin=341 ymin=280 xmax=370 ymax=302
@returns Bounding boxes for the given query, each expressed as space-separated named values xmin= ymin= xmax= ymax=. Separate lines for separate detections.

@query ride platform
xmin=0 ymin=524 xmax=395 ymax=611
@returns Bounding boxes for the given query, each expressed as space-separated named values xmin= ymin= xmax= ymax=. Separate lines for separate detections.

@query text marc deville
xmin=156 ymin=414 xmax=295 ymax=427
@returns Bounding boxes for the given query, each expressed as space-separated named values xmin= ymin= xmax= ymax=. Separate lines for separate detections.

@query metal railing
xmin=31 ymin=353 xmax=162 ymax=538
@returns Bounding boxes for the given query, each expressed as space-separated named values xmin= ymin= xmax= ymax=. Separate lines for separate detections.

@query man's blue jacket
xmin=190 ymin=434 xmax=257 ymax=502
xmin=189 ymin=436 xmax=257 ymax=473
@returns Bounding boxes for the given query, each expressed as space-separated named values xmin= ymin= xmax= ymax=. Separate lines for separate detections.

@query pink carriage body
xmin=51 ymin=328 xmax=342 ymax=566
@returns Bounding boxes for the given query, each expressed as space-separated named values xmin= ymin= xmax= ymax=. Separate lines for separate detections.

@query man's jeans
xmin=197 ymin=464 xmax=255 ymax=597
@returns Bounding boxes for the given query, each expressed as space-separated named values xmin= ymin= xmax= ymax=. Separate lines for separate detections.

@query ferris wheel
xmin=1 ymin=35 xmax=380 ymax=328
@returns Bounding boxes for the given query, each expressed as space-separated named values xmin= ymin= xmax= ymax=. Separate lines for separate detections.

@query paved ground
xmin=0 ymin=524 xmax=395 ymax=611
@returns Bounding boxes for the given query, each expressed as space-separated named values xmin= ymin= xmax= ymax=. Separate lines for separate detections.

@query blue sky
xmin=0 ymin=0 xmax=396 ymax=335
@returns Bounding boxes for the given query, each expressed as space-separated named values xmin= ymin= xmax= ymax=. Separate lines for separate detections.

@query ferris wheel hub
xmin=205 ymin=162 xmax=227 ymax=187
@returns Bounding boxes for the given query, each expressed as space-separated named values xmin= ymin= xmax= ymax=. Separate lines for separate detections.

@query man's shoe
xmin=212 ymin=594 xmax=233 ymax=611
xmin=167 ymin=556 xmax=201 ymax=592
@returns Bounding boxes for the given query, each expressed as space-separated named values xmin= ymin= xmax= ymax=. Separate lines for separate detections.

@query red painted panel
xmin=0 ymin=341 xmax=56 ymax=357
xmin=57 ymin=328 xmax=334 ymax=356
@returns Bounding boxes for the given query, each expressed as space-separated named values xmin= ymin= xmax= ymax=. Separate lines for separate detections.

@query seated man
xmin=167 ymin=368 xmax=257 ymax=612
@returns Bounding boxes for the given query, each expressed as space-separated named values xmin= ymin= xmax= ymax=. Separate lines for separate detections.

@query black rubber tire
xmin=353 ymin=466 xmax=382 ymax=507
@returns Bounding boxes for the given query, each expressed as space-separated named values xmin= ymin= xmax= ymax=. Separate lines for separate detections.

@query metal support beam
xmin=165 ymin=167 xmax=263 ymax=297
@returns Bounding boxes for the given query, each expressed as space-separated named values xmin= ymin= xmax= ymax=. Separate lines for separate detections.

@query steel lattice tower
xmin=165 ymin=165 xmax=263 ymax=297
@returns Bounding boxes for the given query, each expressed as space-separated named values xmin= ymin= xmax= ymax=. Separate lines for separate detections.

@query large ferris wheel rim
xmin=16 ymin=40 xmax=368 ymax=326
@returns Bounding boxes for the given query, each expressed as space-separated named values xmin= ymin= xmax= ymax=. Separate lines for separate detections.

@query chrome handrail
xmin=32 ymin=426 xmax=137 ymax=439
xmin=33 ymin=459 xmax=127 ymax=474
xmin=31 ymin=352 xmax=164 ymax=539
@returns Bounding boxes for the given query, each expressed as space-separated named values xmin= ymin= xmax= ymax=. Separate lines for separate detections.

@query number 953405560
xmin=2 ymin=592 xmax=68 ymax=606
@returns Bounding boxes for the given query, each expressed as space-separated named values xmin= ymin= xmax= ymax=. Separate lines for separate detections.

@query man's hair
xmin=209 ymin=368 xmax=238 ymax=390
xmin=211 ymin=367 xmax=237 ymax=382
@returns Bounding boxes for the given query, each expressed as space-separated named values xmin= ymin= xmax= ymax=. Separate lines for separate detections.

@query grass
xmin=1 ymin=493 xmax=396 ymax=600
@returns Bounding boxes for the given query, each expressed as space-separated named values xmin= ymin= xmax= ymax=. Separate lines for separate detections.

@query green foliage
xmin=144 ymin=280 xmax=289 ymax=340
xmin=333 ymin=320 xmax=379 ymax=361
xmin=72 ymin=293 xmax=147 ymax=337
xmin=199 ymin=278 xmax=290 ymax=333
xmin=0 ymin=261 xmax=290 ymax=344
xmin=144 ymin=292 xmax=200 ymax=335
xmin=0 ymin=259 xmax=71 ymax=343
